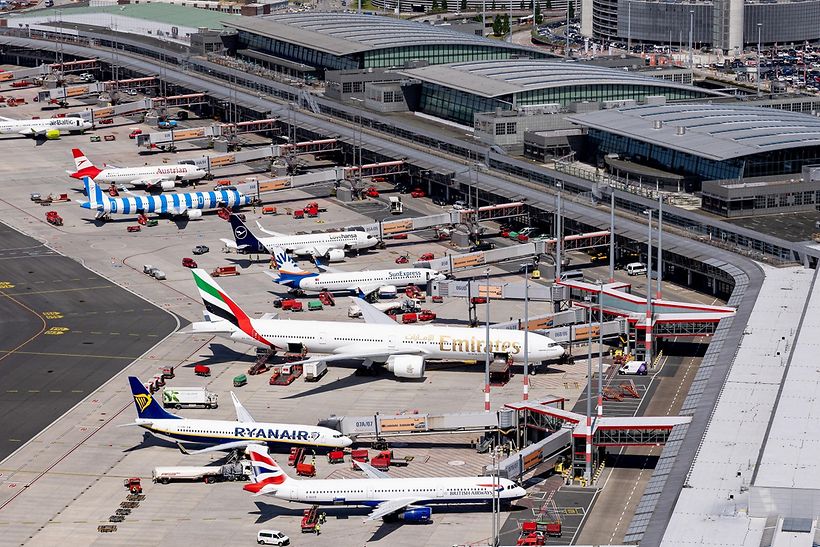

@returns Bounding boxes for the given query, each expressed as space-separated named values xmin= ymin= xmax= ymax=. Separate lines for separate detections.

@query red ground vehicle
xmin=410 ymin=188 xmax=426 ymax=198
xmin=516 ymin=532 xmax=545 ymax=545
xmin=471 ymin=296 xmax=488 ymax=304
xmin=392 ymin=233 xmax=408 ymax=240
xmin=137 ymin=214 xmax=148 ymax=225
xmin=328 ymin=450 xmax=345 ymax=464
xmin=301 ymin=507 xmax=319 ymax=533
xmin=305 ymin=204 xmax=319 ymax=218
xmin=182 ymin=257 xmax=197 ymax=268
xmin=108 ymin=184 xmax=119 ymax=197
xmin=281 ymin=299 xmax=299 ymax=311
xmin=127 ymin=225 xmax=141 ymax=232
xmin=194 ymin=364 xmax=211 ymax=377
xmin=211 ymin=265 xmax=239 ymax=277
xmin=518 ymin=234 xmax=529 ymax=243
xmin=418 ymin=310 xmax=436 ymax=321
xmin=401 ymin=313 xmax=418 ymax=324
xmin=296 ymin=462 xmax=316 ymax=477
xmin=129 ymin=129 xmax=143 ymax=139
xmin=292 ymin=209 xmax=305 ymax=219
xmin=350 ymin=449 xmax=369 ymax=466
xmin=431 ymin=295 xmax=444 ymax=303
xmin=365 ymin=186 xmax=379 ymax=198
xmin=98 ymin=118 xmax=114 ymax=125
xmin=289 ymin=301 xmax=303 ymax=312
xmin=45 ymin=211 xmax=63 ymax=226
xmin=11 ymin=80 xmax=31 ymax=88
xmin=123 ymin=478 xmax=142 ymax=495
xmin=318 ymin=290 xmax=335 ymax=306
xmin=501 ymin=229 xmax=511 ymax=238
xmin=395 ymin=255 xmax=409 ymax=264
xmin=419 ymin=252 xmax=434 ymax=261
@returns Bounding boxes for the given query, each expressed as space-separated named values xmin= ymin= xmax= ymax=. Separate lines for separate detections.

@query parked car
xmin=257 ymin=529 xmax=290 ymax=545
xmin=182 ymin=257 xmax=197 ymax=268
xmin=192 ymin=245 xmax=209 ymax=255
xmin=129 ymin=128 xmax=143 ymax=139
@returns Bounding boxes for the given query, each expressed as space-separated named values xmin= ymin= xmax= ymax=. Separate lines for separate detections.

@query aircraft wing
xmin=285 ymin=347 xmax=425 ymax=367
xmin=353 ymin=459 xmax=390 ymax=479
xmin=344 ymin=282 xmax=383 ymax=295
xmin=177 ymin=439 xmax=263 ymax=455
xmin=255 ymin=220 xmax=284 ymax=237
xmin=307 ymin=245 xmax=335 ymax=258
xmin=353 ymin=297 xmax=397 ymax=325
xmin=314 ymin=257 xmax=342 ymax=273
xmin=19 ymin=127 xmax=43 ymax=136
xmin=131 ymin=176 xmax=165 ymax=188
xmin=168 ymin=205 xmax=187 ymax=216
xmin=231 ymin=391 xmax=255 ymax=423
xmin=365 ymin=498 xmax=426 ymax=522
xmin=0 ymin=115 xmax=13 ymax=121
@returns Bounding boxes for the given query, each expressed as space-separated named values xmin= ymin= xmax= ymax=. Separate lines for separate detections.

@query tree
xmin=491 ymin=0 xmax=496 ymax=10
xmin=568 ymin=0 xmax=574 ymax=19
xmin=535 ymin=2 xmax=542 ymax=23
xmin=502 ymin=13 xmax=510 ymax=34
xmin=431 ymin=0 xmax=439 ymax=10
xmin=529 ymin=0 xmax=533 ymax=9
xmin=520 ymin=0 xmax=525 ymax=10
xmin=492 ymin=14 xmax=503 ymax=35
xmin=461 ymin=0 xmax=467 ymax=10
xmin=545 ymin=0 xmax=551 ymax=9
xmin=441 ymin=0 xmax=448 ymax=11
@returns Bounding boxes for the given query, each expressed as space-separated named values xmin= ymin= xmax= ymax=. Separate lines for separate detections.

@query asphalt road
xmin=0 ymin=223 xmax=177 ymax=461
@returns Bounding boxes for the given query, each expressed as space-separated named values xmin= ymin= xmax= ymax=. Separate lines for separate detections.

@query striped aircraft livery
xmin=79 ymin=176 xmax=251 ymax=217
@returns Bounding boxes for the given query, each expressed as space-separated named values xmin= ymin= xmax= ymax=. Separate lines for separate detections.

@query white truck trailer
xmin=152 ymin=461 xmax=251 ymax=484
xmin=162 ymin=387 xmax=218 ymax=409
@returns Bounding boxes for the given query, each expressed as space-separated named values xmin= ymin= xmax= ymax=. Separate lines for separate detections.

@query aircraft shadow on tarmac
xmin=193 ymin=343 xmax=258 ymax=365
xmin=123 ymin=431 xmax=180 ymax=453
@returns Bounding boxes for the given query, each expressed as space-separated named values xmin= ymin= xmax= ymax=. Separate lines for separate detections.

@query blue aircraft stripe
xmin=208 ymin=191 xmax=216 ymax=208
xmin=160 ymin=194 xmax=168 ymax=213
xmin=184 ymin=193 xmax=192 ymax=209
xmin=122 ymin=198 xmax=130 ymax=214
xmin=172 ymin=193 xmax=180 ymax=210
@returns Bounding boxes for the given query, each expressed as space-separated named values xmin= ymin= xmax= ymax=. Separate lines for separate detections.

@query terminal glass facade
xmin=419 ymin=84 xmax=506 ymax=125
xmin=237 ymin=30 xmax=358 ymax=70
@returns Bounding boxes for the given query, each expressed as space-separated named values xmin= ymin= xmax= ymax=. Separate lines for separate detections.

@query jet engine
xmin=385 ymin=355 xmax=425 ymax=379
xmin=186 ymin=209 xmax=203 ymax=219
xmin=45 ymin=129 xmax=61 ymax=140
xmin=326 ymin=248 xmax=345 ymax=262
xmin=160 ymin=180 xmax=176 ymax=191
xmin=397 ymin=507 xmax=432 ymax=523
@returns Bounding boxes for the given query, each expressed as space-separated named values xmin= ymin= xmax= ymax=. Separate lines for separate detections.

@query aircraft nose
xmin=341 ymin=436 xmax=354 ymax=447
xmin=513 ymin=486 xmax=527 ymax=499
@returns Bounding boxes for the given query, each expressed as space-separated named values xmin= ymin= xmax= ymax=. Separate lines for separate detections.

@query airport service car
xmin=257 ymin=530 xmax=289 ymax=545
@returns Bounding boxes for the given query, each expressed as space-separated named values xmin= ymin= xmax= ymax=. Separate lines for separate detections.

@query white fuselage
xmin=260 ymin=232 xmax=378 ymax=255
xmin=0 ymin=117 xmax=91 ymax=135
xmin=96 ymin=165 xmax=205 ymax=184
xmin=267 ymin=475 xmax=526 ymax=507
xmin=135 ymin=418 xmax=351 ymax=449
xmin=285 ymin=268 xmax=445 ymax=293
xmin=199 ymin=317 xmax=565 ymax=363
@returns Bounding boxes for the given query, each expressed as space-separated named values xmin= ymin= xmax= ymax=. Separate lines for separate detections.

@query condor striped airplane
xmin=244 ymin=445 xmax=526 ymax=522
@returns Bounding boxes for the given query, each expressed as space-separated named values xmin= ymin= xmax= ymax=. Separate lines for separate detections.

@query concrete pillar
xmin=727 ymin=0 xmax=744 ymax=53
xmin=687 ymin=268 xmax=692 ymax=286
xmin=581 ymin=0 xmax=593 ymax=37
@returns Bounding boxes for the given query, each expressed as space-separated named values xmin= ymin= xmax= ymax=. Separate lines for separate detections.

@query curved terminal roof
xmin=399 ymin=59 xmax=715 ymax=98
xmin=568 ymin=103 xmax=820 ymax=161
xmin=223 ymin=13 xmax=536 ymax=57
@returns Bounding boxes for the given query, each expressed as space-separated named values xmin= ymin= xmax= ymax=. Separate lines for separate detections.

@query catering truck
xmin=152 ymin=461 xmax=252 ymax=484
xmin=161 ymin=386 xmax=218 ymax=409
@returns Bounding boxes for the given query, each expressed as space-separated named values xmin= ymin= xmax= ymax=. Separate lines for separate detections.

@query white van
xmin=559 ymin=270 xmax=584 ymax=281
xmin=625 ymin=262 xmax=648 ymax=276
xmin=618 ymin=360 xmax=648 ymax=375
xmin=257 ymin=530 xmax=289 ymax=545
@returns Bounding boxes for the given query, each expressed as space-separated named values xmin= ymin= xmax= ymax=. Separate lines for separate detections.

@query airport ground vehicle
xmin=410 ymin=188 xmax=426 ymax=198
xmin=158 ymin=119 xmax=177 ymax=129
xmin=162 ymin=387 xmax=218 ymax=409
xmin=389 ymin=196 xmax=403 ymax=214
xmin=45 ymin=211 xmax=63 ymax=226
xmin=365 ymin=186 xmax=379 ymax=198
xmin=194 ymin=364 xmax=211 ymax=377
xmin=127 ymin=225 xmax=141 ymax=233
xmin=559 ymin=270 xmax=584 ymax=281
xmin=182 ymin=257 xmax=197 ymax=268
xmin=143 ymin=265 xmax=166 ymax=280
xmin=327 ymin=450 xmax=344 ymax=464
xmin=123 ymin=477 xmax=142 ymax=494
xmin=419 ymin=252 xmax=434 ymax=261
xmin=192 ymin=245 xmax=209 ymax=255
xmin=233 ymin=374 xmax=247 ymax=387
xmin=395 ymin=255 xmax=409 ymax=264
xmin=257 ymin=530 xmax=290 ymax=546
xmin=626 ymin=262 xmax=648 ymax=276
xmin=618 ymin=360 xmax=648 ymax=375
xmin=152 ymin=461 xmax=251 ymax=484
xmin=304 ymin=361 xmax=327 ymax=381
xmin=471 ymin=241 xmax=495 ymax=252
xmin=211 ymin=265 xmax=239 ymax=277
xmin=128 ymin=129 xmax=142 ymax=139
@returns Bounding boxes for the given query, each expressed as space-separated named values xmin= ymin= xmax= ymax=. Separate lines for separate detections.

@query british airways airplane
xmin=126 ymin=377 xmax=351 ymax=455
xmin=245 ymin=445 xmax=526 ymax=523
xmin=79 ymin=176 xmax=252 ymax=220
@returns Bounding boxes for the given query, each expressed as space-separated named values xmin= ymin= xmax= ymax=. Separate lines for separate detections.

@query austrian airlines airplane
xmin=126 ymin=377 xmax=351 ymax=455
xmin=190 ymin=269 xmax=565 ymax=379
xmin=79 ymin=176 xmax=251 ymax=220
xmin=69 ymin=148 xmax=206 ymax=191
xmin=268 ymin=249 xmax=446 ymax=294
xmin=0 ymin=116 xmax=92 ymax=138
xmin=245 ymin=445 xmax=526 ymax=522
xmin=221 ymin=213 xmax=378 ymax=262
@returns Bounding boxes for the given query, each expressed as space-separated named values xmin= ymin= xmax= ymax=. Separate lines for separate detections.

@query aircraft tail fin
xmin=228 ymin=214 xmax=265 ymax=253
xmin=243 ymin=445 xmax=295 ymax=494
xmin=128 ymin=377 xmax=180 ymax=420
xmin=269 ymin=248 xmax=315 ymax=287
xmin=70 ymin=148 xmax=101 ymax=179
xmin=82 ymin=176 xmax=106 ymax=210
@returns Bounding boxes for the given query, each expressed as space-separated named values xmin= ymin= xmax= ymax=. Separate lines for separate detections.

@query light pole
xmin=584 ymin=295 xmax=592 ymax=485
xmin=565 ymin=3 xmax=570 ymax=58
xmin=597 ymin=280 xmax=604 ymax=418
xmin=656 ymin=192 xmax=663 ymax=299
xmin=688 ymin=10 xmax=694 ymax=69
xmin=523 ymin=262 xmax=530 ymax=400
xmin=644 ymin=209 xmax=653 ymax=367
xmin=555 ymin=182 xmax=563 ymax=283
xmin=608 ymin=190 xmax=615 ymax=283
xmin=484 ymin=267 xmax=492 ymax=413
xmin=627 ymin=0 xmax=631 ymax=52
xmin=509 ymin=0 xmax=513 ymax=43
xmin=757 ymin=23 xmax=763 ymax=96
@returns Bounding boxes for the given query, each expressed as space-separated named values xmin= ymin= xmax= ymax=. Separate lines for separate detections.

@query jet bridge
xmin=0 ymin=59 xmax=100 ymax=82
xmin=37 ymin=76 xmax=158 ymax=102
xmin=320 ymin=410 xmax=500 ymax=439
xmin=176 ymin=139 xmax=342 ymax=175
xmin=136 ymin=118 xmax=282 ymax=150
xmin=73 ymin=93 xmax=208 ymax=125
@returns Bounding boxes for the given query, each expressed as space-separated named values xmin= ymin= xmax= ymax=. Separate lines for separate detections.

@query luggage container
xmin=296 ymin=462 xmax=316 ymax=477
xmin=304 ymin=361 xmax=327 ymax=382
xmin=211 ymin=265 xmax=239 ymax=277
xmin=307 ymin=300 xmax=323 ymax=311
xmin=194 ymin=364 xmax=211 ymax=377
xmin=233 ymin=374 xmax=247 ymax=387
xmin=327 ymin=450 xmax=345 ymax=464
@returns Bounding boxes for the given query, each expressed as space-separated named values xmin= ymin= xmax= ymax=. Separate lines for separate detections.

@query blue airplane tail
xmin=228 ymin=214 xmax=266 ymax=254
xmin=82 ymin=176 xmax=105 ymax=210
xmin=128 ymin=376 xmax=180 ymax=420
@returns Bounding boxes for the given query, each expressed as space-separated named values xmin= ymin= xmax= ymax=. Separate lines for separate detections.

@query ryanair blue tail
xmin=128 ymin=376 xmax=180 ymax=420
xmin=228 ymin=214 xmax=267 ymax=254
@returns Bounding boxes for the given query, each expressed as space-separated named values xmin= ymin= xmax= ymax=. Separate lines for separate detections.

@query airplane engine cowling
xmin=398 ymin=507 xmax=432 ymax=522
xmin=186 ymin=209 xmax=203 ymax=219
xmin=46 ymin=129 xmax=61 ymax=140
xmin=327 ymin=249 xmax=345 ymax=262
xmin=160 ymin=180 xmax=175 ymax=191
xmin=385 ymin=355 xmax=425 ymax=379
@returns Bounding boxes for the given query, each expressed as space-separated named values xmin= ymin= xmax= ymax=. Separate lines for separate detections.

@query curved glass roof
xmin=224 ymin=13 xmax=537 ymax=57
xmin=568 ymin=104 xmax=820 ymax=161
xmin=400 ymin=59 xmax=717 ymax=98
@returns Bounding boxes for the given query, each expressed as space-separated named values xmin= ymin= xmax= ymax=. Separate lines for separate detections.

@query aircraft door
xmin=318 ymin=331 xmax=328 ymax=346
xmin=387 ymin=335 xmax=396 ymax=350
xmin=436 ymin=487 xmax=445 ymax=498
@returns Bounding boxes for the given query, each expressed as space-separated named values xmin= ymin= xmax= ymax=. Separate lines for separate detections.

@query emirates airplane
xmin=70 ymin=148 xmax=206 ymax=191
xmin=190 ymin=268 xmax=565 ymax=379
xmin=244 ymin=445 xmax=527 ymax=522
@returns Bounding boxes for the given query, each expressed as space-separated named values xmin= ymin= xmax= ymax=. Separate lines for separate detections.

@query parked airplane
xmin=220 ymin=214 xmax=378 ymax=262
xmin=69 ymin=148 xmax=206 ymax=191
xmin=0 ymin=116 xmax=93 ymax=138
xmin=125 ymin=377 xmax=352 ymax=454
xmin=244 ymin=445 xmax=526 ymax=522
xmin=79 ymin=176 xmax=251 ymax=220
xmin=267 ymin=249 xmax=447 ymax=294
xmin=190 ymin=268 xmax=564 ymax=379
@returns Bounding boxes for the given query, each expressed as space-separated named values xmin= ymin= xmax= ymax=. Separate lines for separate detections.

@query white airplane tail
xmin=81 ymin=176 xmax=107 ymax=212
xmin=243 ymin=445 xmax=295 ymax=495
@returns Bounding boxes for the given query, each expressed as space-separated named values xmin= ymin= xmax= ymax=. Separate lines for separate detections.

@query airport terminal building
xmin=568 ymin=103 xmax=820 ymax=191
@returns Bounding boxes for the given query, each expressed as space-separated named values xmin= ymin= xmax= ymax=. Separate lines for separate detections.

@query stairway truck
xmin=162 ymin=387 xmax=218 ymax=409
xmin=152 ymin=466 xmax=222 ymax=484
xmin=304 ymin=361 xmax=327 ymax=382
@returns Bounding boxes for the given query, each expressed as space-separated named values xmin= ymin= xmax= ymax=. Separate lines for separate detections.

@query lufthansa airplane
xmin=126 ymin=377 xmax=351 ymax=454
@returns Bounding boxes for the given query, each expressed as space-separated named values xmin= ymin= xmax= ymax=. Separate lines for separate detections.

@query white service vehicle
xmin=626 ymin=262 xmax=648 ymax=276
xmin=389 ymin=196 xmax=403 ymax=214
xmin=162 ymin=387 xmax=218 ymax=409
xmin=152 ymin=461 xmax=251 ymax=484
xmin=257 ymin=530 xmax=290 ymax=546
